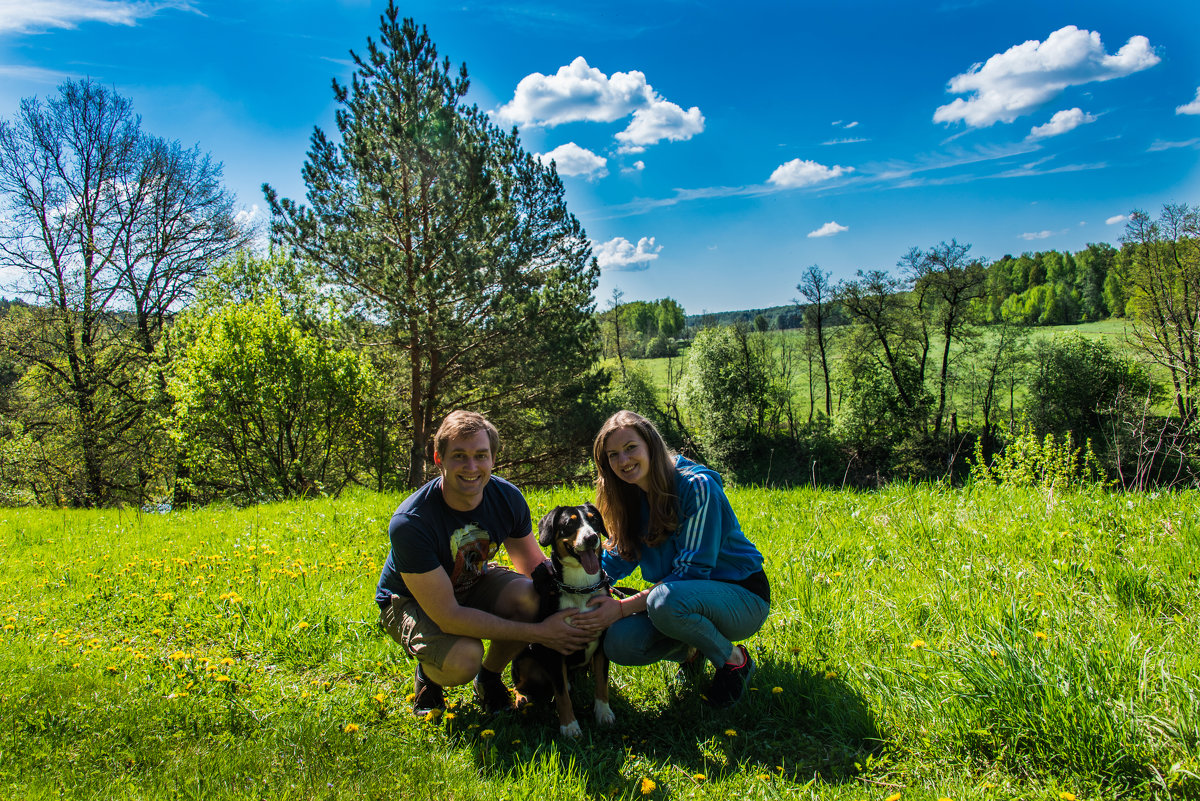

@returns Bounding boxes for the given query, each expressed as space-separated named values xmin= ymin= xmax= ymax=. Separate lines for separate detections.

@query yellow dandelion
xmin=405 ymin=692 xmax=416 ymax=702
xmin=885 ymin=793 xmax=902 ymax=801
xmin=1059 ymin=794 xmax=1076 ymax=801
xmin=772 ymin=686 xmax=783 ymax=694
xmin=297 ymin=621 xmax=310 ymax=630
xmin=424 ymin=708 xmax=442 ymax=722
xmin=692 ymin=773 xmax=707 ymax=782
xmin=444 ymin=712 xmax=456 ymax=721
xmin=724 ymin=728 xmax=738 ymax=736
xmin=910 ymin=639 xmax=926 ymax=649
xmin=220 ymin=657 xmax=235 ymax=666
xmin=344 ymin=723 xmax=359 ymax=733
xmin=1035 ymin=631 xmax=1048 ymax=641
xmin=938 ymin=797 xmax=953 ymax=801
xmin=480 ymin=729 xmax=495 ymax=739
xmin=825 ymin=670 xmax=838 ymax=680
xmin=373 ymin=693 xmax=387 ymax=703
xmin=151 ymin=628 xmax=163 ymax=636
xmin=106 ymin=666 xmax=118 ymax=674
xmin=640 ymin=777 xmax=656 ymax=794
xmin=756 ymin=773 xmax=771 ymax=780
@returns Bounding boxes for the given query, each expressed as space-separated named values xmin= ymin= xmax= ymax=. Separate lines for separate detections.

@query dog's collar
xmin=555 ymin=569 xmax=610 ymax=596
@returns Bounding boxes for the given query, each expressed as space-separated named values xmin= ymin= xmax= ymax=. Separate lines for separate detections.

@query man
xmin=376 ymin=410 xmax=594 ymax=716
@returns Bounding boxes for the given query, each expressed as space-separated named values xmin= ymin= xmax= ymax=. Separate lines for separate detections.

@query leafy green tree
xmin=796 ymin=264 xmax=836 ymax=418
xmin=836 ymin=268 xmax=926 ymax=424
xmin=1074 ymin=243 xmax=1116 ymax=321
xmin=1119 ymin=204 xmax=1200 ymax=418
xmin=681 ymin=324 xmax=772 ymax=462
xmin=169 ymin=297 xmax=374 ymax=502
xmin=265 ymin=6 xmax=599 ymax=487
xmin=1026 ymin=334 xmax=1152 ymax=442
xmin=656 ymin=298 xmax=686 ymax=338
xmin=0 ymin=80 xmax=248 ymax=506
xmin=904 ymin=240 xmax=987 ymax=439
xmin=835 ymin=347 xmax=928 ymax=458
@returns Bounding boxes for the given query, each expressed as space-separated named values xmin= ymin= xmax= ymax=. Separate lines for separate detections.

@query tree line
xmin=1 ymin=4 xmax=1196 ymax=506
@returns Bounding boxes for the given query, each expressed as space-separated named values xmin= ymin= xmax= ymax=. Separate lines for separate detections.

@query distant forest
xmin=686 ymin=243 xmax=1124 ymax=332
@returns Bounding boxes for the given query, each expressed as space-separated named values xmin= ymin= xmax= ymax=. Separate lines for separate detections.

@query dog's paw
xmin=560 ymin=720 xmax=583 ymax=739
xmin=594 ymin=700 xmax=615 ymax=727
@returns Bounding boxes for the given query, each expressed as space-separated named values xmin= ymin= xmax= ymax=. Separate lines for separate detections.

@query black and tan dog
xmin=511 ymin=503 xmax=616 ymax=738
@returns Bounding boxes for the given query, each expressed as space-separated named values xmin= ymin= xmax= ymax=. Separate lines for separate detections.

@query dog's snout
xmin=582 ymin=531 xmax=599 ymax=549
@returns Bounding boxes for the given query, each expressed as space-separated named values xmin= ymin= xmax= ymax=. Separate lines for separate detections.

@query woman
xmin=572 ymin=410 xmax=770 ymax=707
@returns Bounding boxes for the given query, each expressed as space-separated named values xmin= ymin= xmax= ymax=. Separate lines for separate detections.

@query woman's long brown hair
xmin=592 ymin=410 xmax=678 ymax=561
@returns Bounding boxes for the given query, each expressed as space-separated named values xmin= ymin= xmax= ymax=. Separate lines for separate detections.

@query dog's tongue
xmin=579 ymin=550 xmax=600 ymax=574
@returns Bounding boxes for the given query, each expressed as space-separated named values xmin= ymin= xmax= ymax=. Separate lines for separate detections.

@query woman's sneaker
xmin=412 ymin=663 xmax=445 ymax=716
xmin=704 ymin=645 xmax=755 ymax=707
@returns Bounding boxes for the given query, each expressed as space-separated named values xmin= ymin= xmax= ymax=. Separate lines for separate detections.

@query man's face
xmin=438 ymin=429 xmax=494 ymax=511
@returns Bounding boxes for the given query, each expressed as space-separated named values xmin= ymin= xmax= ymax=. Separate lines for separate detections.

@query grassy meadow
xmin=2 ymin=482 xmax=1199 ymax=800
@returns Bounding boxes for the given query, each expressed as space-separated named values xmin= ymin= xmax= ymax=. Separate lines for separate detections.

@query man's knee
xmin=432 ymin=638 xmax=485 ymax=686
xmin=495 ymin=577 xmax=540 ymax=623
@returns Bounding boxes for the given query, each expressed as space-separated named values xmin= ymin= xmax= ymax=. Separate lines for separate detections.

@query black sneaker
xmin=673 ymin=647 xmax=705 ymax=687
xmin=473 ymin=670 xmax=514 ymax=715
xmin=704 ymin=645 xmax=755 ymax=708
xmin=413 ymin=663 xmax=445 ymax=716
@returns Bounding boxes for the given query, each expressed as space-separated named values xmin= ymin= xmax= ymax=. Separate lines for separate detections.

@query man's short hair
xmin=433 ymin=410 xmax=500 ymax=459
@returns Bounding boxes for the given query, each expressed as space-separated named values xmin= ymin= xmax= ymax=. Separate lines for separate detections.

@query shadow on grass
xmin=453 ymin=658 xmax=884 ymax=796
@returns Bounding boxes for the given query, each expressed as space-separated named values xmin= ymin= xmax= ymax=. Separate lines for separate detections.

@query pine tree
xmin=265 ymin=4 xmax=599 ymax=487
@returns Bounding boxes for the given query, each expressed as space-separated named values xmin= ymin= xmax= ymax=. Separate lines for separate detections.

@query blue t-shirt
xmin=374 ymin=475 xmax=532 ymax=611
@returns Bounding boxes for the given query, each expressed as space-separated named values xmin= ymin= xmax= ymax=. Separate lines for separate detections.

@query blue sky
xmin=1 ymin=0 xmax=1198 ymax=315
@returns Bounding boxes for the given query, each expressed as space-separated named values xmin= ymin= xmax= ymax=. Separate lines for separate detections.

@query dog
xmin=511 ymin=503 xmax=616 ymax=738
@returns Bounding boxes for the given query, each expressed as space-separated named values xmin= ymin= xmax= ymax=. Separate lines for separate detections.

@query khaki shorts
xmin=379 ymin=567 xmax=526 ymax=671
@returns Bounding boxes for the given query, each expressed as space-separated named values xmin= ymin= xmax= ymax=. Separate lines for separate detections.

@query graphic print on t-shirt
xmin=450 ymin=523 xmax=497 ymax=593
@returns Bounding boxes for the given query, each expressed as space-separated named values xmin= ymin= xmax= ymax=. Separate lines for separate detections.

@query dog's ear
xmin=582 ymin=502 xmax=606 ymax=537
xmin=537 ymin=507 xmax=560 ymax=547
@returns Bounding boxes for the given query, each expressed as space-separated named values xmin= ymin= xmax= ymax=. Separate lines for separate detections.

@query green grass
xmin=2 ymin=484 xmax=1199 ymax=799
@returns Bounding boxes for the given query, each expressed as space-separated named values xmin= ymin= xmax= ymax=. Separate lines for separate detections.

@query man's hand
xmin=535 ymin=608 xmax=597 ymax=655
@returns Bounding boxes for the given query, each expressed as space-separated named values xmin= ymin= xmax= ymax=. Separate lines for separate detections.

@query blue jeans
xmin=604 ymin=579 xmax=769 ymax=667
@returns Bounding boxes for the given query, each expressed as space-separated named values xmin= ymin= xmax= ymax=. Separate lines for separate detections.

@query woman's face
xmin=604 ymin=425 xmax=651 ymax=492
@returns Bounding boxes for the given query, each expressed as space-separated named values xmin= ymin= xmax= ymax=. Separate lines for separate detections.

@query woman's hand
xmin=571 ymin=596 xmax=623 ymax=632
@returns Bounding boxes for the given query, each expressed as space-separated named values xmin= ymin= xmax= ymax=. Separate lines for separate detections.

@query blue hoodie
xmin=601 ymin=455 xmax=764 ymax=585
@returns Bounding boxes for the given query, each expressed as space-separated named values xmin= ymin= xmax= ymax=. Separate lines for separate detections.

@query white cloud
xmin=593 ymin=236 xmax=662 ymax=271
xmin=1028 ymin=107 xmax=1096 ymax=139
xmin=0 ymin=0 xmax=197 ymax=34
xmin=843 ymin=121 xmax=859 ymax=129
xmin=768 ymin=158 xmax=854 ymax=189
xmin=494 ymin=56 xmax=703 ymax=151
xmin=1177 ymin=87 xmax=1200 ymax=115
xmin=1106 ymin=214 xmax=1128 ymax=225
xmin=807 ymin=221 xmax=848 ymax=238
xmin=233 ymin=204 xmax=263 ymax=227
xmin=0 ymin=64 xmax=72 ymax=83
xmin=934 ymin=25 xmax=1160 ymax=128
xmin=1020 ymin=230 xmax=1055 ymax=240
xmin=620 ymin=160 xmax=645 ymax=174
xmin=535 ymin=142 xmax=608 ymax=179
xmin=822 ymin=137 xmax=869 ymax=145
xmin=615 ymin=100 xmax=704 ymax=152
xmin=1148 ymin=138 xmax=1200 ymax=152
